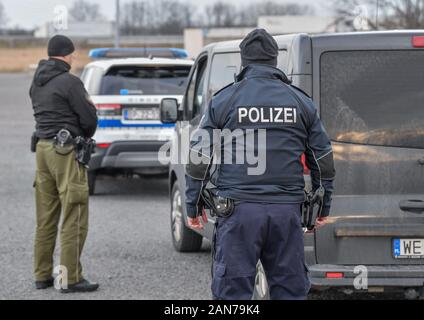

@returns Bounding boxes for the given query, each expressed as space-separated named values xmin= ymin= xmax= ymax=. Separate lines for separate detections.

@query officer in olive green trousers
xmin=30 ymin=35 xmax=98 ymax=293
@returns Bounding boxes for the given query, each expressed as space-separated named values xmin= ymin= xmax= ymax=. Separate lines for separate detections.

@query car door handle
xmin=399 ymin=200 xmax=424 ymax=214
xmin=418 ymin=158 xmax=424 ymax=166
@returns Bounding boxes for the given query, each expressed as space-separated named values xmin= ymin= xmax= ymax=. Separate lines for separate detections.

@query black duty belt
xmin=52 ymin=129 xmax=96 ymax=167
xmin=201 ymin=188 xmax=235 ymax=219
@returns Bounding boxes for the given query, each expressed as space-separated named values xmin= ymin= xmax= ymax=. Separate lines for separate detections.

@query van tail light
xmin=97 ymin=143 xmax=111 ymax=149
xmin=326 ymin=272 xmax=344 ymax=279
xmin=412 ymin=36 xmax=424 ymax=48
xmin=95 ymin=104 xmax=121 ymax=116
xmin=301 ymin=154 xmax=311 ymax=175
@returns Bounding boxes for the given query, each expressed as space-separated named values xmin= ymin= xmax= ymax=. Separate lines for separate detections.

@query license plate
xmin=393 ymin=239 xmax=424 ymax=259
xmin=123 ymin=108 xmax=159 ymax=121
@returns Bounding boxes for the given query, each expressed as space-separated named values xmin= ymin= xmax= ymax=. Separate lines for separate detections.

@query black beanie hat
xmin=48 ymin=35 xmax=75 ymax=57
xmin=239 ymin=29 xmax=278 ymax=67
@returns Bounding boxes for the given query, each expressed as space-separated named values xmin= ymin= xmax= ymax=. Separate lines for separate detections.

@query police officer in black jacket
xmin=30 ymin=35 xmax=98 ymax=293
xmin=185 ymin=29 xmax=335 ymax=300
xmin=31 ymin=36 xmax=97 ymax=139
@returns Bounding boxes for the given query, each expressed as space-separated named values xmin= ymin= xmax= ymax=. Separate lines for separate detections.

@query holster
xmin=301 ymin=186 xmax=325 ymax=231
xmin=74 ymin=136 xmax=96 ymax=167
xmin=31 ymin=132 xmax=39 ymax=153
xmin=201 ymin=188 xmax=235 ymax=219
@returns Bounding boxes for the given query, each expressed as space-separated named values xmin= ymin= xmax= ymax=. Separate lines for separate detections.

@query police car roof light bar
xmin=89 ymin=48 xmax=188 ymax=59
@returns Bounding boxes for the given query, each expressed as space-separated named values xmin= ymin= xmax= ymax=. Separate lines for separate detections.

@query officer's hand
xmin=315 ymin=217 xmax=329 ymax=229
xmin=187 ymin=209 xmax=208 ymax=230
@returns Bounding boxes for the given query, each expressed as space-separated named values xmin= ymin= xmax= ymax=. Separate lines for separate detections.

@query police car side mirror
xmin=160 ymin=98 xmax=179 ymax=124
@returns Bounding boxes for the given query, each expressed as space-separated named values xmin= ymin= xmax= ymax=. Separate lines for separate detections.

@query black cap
xmin=239 ymin=29 xmax=278 ymax=67
xmin=48 ymin=35 xmax=75 ymax=57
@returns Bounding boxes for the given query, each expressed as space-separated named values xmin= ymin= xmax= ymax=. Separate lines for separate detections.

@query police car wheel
xmin=170 ymin=183 xmax=203 ymax=252
xmin=88 ymin=171 xmax=96 ymax=196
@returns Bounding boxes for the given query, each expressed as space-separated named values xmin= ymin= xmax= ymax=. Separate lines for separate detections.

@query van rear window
xmin=100 ymin=65 xmax=191 ymax=96
xmin=320 ymin=50 xmax=424 ymax=149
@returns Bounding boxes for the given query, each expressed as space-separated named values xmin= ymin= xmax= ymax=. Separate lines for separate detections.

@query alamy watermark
xmin=353 ymin=265 xmax=368 ymax=290
xmin=53 ymin=265 xmax=68 ymax=290
xmin=53 ymin=5 xmax=68 ymax=31
xmin=353 ymin=4 xmax=370 ymax=31
xmin=158 ymin=122 xmax=268 ymax=176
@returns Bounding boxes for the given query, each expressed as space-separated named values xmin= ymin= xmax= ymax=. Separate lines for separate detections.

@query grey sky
xmin=2 ymin=0 xmax=330 ymax=29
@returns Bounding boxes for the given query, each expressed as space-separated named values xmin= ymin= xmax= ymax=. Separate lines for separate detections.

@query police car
xmin=80 ymin=50 xmax=194 ymax=194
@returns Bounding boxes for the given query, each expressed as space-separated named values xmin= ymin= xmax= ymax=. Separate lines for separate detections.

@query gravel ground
xmin=0 ymin=73 xmax=405 ymax=300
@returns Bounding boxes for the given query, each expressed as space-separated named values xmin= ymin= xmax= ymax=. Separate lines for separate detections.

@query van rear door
xmin=312 ymin=32 xmax=424 ymax=266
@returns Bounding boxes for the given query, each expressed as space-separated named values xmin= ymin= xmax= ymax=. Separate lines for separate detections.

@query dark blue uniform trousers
xmin=212 ymin=202 xmax=311 ymax=300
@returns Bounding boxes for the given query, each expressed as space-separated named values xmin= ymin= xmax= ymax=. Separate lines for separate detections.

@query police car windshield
xmin=99 ymin=65 xmax=191 ymax=95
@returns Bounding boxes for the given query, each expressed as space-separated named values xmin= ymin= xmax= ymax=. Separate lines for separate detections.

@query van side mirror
xmin=160 ymin=98 xmax=179 ymax=124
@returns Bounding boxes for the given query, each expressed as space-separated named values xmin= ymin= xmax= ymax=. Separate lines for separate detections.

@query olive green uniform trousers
xmin=34 ymin=140 xmax=89 ymax=285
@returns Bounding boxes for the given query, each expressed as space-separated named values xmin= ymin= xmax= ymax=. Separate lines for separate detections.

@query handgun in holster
xmin=201 ymin=188 xmax=235 ymax=219
xmin=31 ymin=132 xmax=39 ymax=153
xmin=74 ymin=136 xmax=96 ymax=168
xmin=301 ymin=186 xmax=325 ymax=231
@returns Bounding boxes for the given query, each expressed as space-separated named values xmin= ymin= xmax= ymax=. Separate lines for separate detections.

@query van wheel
xmin=171 ymin=183 xmax=203 ymax=252
xmin=88 ymin=171 xmax=96 ymax=196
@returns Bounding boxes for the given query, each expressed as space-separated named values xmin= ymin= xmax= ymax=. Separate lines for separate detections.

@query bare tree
xmin=238 ymin=1 xmax=315 ymax=26
xmin=205 ymin=2 xmax=238 ymax=27
xmin=120 ymin=0 xmax=316 ymax=34
xmin=205 ymin=1 xmax=315 ymax=27
xmin=379 ymin=0 xmax=424 ymax=28
xmin=69 ymin=0 xmax=104 ymax=22
xmin=332 ymin=0 xmax=424 ymax=30
xmin=255 ymin=1 xmax=314 ymax=16
xmin=121 ymin=1 xmax=145 ymax=35
xmin=121 ymin=0 xmax=196 ymax=35
xmin=157 ymin=0 xmax=196 ymax=34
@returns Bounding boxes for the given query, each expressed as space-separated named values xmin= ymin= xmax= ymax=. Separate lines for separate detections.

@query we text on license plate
xmin=123 ymin=108 xmax=159 ymax=121
xmin=393 ymin=239 xmax=424 ymax=259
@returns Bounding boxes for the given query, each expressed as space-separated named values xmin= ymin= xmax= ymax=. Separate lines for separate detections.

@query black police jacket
xmin=185 ymin=64 xmax=335 ymax=218
xmin=30 ymin=58 xmax=98 ymax=139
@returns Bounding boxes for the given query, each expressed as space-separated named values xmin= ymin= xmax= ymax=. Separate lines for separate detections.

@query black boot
xmin=60 ymin=279 xmax=99 ymax=293
xmin=35 ymin=278 xmax=54 ymax=290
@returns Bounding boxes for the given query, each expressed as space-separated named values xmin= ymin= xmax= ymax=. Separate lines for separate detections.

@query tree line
xmin=333 ymin=0 xmax=424 ymax=30
xmin=1 ymin=0 xmax=424 ymax=36
xmin=119 ymin=0 xmax=314 ymax=35
xmin=70 ymin=0 xmax=424 ymax=34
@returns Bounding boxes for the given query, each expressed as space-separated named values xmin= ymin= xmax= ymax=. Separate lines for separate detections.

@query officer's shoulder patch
xmin=213 ymin=82 xmax=235 ymax=97
xmin=289 ymin=85 xmax=311 ymax=99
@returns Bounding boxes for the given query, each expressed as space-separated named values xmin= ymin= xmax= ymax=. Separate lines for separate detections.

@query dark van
xmin=161 ymin=31 xmax=424 ymax=299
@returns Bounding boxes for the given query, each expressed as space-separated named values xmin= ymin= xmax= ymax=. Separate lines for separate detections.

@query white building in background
xmin=258 ymin=16 xmax=338 ymax=34
xmin=184 ymin=15 xmax=346 ymax=59
xmin=184 ymin=27 xmax=255 ymax=60
xmin=34 ymin=21 xmax=115 ymax=38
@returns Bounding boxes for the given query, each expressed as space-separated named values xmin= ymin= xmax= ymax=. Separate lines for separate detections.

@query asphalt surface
xmin=0 ymin=73 xmax=404 ymax=300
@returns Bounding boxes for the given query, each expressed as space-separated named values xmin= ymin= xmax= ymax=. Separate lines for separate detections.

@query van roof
xmin=204 ymin=30 xmax=424 ymax=53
